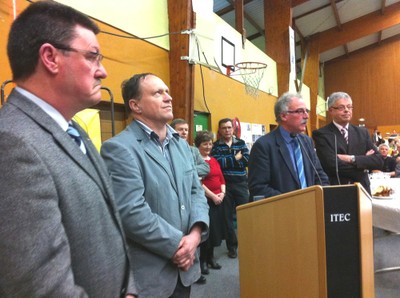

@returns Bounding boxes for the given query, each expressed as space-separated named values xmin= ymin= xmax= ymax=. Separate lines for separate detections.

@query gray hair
xmin=327 ymin=92 xmax=352 ymax=108
xmin=274 ymin=92 xmax=302 ymax=123
xmin=378 ymin=143 xmax=389 ymax=150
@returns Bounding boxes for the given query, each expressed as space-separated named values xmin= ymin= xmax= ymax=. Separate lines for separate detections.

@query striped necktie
xmin=292 ymin=139 xmax=307 ymax=189
xmin=341 ymin=127 xmax=348 ymax=144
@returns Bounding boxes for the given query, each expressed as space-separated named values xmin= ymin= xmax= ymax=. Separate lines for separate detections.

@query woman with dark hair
xmin=195 ymin=131 xmax=226 ymax=274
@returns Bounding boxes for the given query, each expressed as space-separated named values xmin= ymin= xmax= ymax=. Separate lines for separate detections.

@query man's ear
xmin=129 ymin=99 xmax=142 ymax=113
xmin=39 ymin=43 xmax=60 ymax=74
xmin=280 ymin=112 xmax=288 ymax=123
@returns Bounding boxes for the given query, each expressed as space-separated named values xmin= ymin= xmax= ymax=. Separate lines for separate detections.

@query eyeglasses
xmin=331 ymin=105 xmax=353 ymax=111
xmin=286 ymin=108 xmax=310 ymax=115
xmin=54 ymin=45 xmax=104 ymax=66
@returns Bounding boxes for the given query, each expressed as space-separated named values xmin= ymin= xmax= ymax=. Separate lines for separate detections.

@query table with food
xmin=370 ymin=177 xmax=400 ymax=233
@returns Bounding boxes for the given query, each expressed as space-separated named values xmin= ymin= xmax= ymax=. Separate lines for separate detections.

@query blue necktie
xmin=67 ymin=124 xmax=85 ymax=153
xmin=292 ymin=139 xmax=307 ymax=189
xmin=67 ymin=124 xmax=82 ymax=146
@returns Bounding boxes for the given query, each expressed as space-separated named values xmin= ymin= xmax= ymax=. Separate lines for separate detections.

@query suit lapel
xmin=347 ymin=124 xmax=357 ymax=152
xmin=274 ymin=130 xmax=300 ymax=187
xmin=131 ymin=122 xmax=179 ymax=193
xmin=8 ymin=91 xmax=107 ymax=196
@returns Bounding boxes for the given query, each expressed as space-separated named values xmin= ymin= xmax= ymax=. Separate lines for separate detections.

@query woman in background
xmin=195 ymin=131 xmax=226 ymax=274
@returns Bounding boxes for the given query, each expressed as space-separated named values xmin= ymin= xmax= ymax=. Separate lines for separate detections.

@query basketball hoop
xmin=235 ymin=62 xmax=267 ymax=97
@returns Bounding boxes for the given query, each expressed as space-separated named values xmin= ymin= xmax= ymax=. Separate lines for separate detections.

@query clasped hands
xmin=172 ymin=225 xmax=202 ymax=271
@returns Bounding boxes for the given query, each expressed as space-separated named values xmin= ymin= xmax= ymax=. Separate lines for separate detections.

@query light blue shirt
xmin=279 ymin=126 xmax=297 ymax=172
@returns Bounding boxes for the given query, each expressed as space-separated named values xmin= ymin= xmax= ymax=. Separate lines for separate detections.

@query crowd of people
xmin=0 ymin=1 xmax=396 ymax=297
xmin=370 ymin=128 xmax=400 ymax=178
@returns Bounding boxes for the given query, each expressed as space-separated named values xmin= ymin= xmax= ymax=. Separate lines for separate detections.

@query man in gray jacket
xmin=0 ymin=1 xmax=134 ymax=297
xmin=101 ymin=73 xmax=209 ymax=297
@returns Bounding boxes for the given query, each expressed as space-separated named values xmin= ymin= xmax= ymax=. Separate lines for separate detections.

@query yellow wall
xmin=0 ymin=0 xmax=170 ymax=106
xmin=1 ymin=0 xmax=285 ymax=141
xmin=56 ymin=0 xmax=170 ymax=50
xmin=95 ymin=22 xmax=170 ymax=105
xmin=194 ymin=65 xmax=277 ymax=136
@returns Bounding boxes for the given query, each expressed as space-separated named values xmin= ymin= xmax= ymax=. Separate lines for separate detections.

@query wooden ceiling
xmin=213 ymin=0 xmax=400 ymax=65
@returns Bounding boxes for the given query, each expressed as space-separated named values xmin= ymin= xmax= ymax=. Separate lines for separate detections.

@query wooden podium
xmin=236 ymin=184 xmax=374 ymax=297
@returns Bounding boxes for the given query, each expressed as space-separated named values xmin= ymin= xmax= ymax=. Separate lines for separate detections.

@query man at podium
xmin=248 ymin=93 xmax=329 ymax=200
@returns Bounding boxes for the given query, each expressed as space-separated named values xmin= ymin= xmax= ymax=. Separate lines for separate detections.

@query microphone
xmin=333 ymin=133 xmax=341 ymax=185
xmin=291 ymin=133 xmax=323 ymax=186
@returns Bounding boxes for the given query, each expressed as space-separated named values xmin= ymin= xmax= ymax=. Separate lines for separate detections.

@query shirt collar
xmin=136 ymin=120 xmax=179 ymax=141
xmin=333 ymin=121 xmax=348 ymax=131
xmin=279 ymin=126 xmax=294 ymax=144
xmin=217 ymin=136 xmax=238 ymax=145
xmin=15 ymin=86 xmax=68 ymax=131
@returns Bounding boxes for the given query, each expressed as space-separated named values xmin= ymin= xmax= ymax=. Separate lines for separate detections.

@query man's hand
xmin=235 ymin=151 xmax=242 ymax=161
xmin=365 ymin=149 xmax=375 ymax=156
xmin=172 ymin=225 xmax=202 ymax=271
xmin=337 ymin=154 xmax=353 ymax=163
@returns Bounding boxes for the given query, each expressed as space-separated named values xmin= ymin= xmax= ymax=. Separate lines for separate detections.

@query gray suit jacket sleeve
xmin=0 ymin=132 xmax=87 ymax=297
xmin=191 ymin=146 xmax=210 ymax=178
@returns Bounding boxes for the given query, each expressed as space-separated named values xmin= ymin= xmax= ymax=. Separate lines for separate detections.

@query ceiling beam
xmin=311 ymin=1 xmax=400 ymax=53
xmin=247 ymin=31 xmax=264 ymax=40
xmin=294 ymin=0 xmax=344 ymax=20
xmin=244 ymin=11 xmax=265 ymax=36
xmin=378 ymin=31 xmax=383 ymax=43
xmin=325 ymin=32 xmax=400 ymax=64
xmin=215 ymin=0 xmax=255 ymax=16
xmin=291 ymin=0 xmax=310 ymax=7
xmin=234 ymin=0 xmax=245 ymax=37
xmin=381 ymin=0 xmax=386 ymax=15
xmin=225 ymin=0 xmax=265 ymax=41
xmin=330 ymin=0 xmax=342 ymax=31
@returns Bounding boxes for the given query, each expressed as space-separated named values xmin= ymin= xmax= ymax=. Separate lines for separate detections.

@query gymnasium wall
xmin=324 ymin=37 xmax=400 ymax=130
xmin=193 ymin=65 xmax=277 ymax=136
xmin=1 ymin=0 xmax=314 ymax=142
xmin=1 ymin=0 xmax=277 ymax=140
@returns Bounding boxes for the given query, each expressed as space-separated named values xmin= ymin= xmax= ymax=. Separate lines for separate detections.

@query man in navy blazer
xmin=248 ymin=93 xmax=329 ymax=200
xmin=101 ymin=73 xmax=209 ymax=297
xmin=312 ymin=92 xmax=383 ymax=194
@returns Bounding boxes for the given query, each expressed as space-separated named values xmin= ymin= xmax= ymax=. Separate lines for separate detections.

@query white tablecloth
xmin=370 ymin=178 xmax=400 ymax=233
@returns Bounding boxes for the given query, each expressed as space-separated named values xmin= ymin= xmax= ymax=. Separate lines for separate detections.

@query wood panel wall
xmin=324 ymin=37 xmax=400 ymax=130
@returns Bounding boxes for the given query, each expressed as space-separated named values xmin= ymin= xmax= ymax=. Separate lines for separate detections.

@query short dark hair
xmin=194 ymin=131 xmax=213 ymax=148
xmin=218 ymin=118 xmax=232 ymax=128
xmin=121 ymin=73 xmax=154 ymax=113
xmin=7 ymin=1 xmax=99 ymax=81
xmin=170 ymin=118 xmax=187 ymax=129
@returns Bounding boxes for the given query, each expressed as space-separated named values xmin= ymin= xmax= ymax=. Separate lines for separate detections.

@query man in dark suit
xmin=312 ymin=91 xmax=383 ymax=194
xmin=101 ymin=73 xmax=209 ymax=297
xmin=248 ymin=93 xmax=329 ymax=200
xmin=0 ymin=2 xmax=135 ymax=297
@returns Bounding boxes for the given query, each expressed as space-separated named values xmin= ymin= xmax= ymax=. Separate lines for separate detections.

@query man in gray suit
xmin=101 ymin=73 xmax=209 ymax=297
xmin=0 ymin=2 xmax=135 ymax=297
